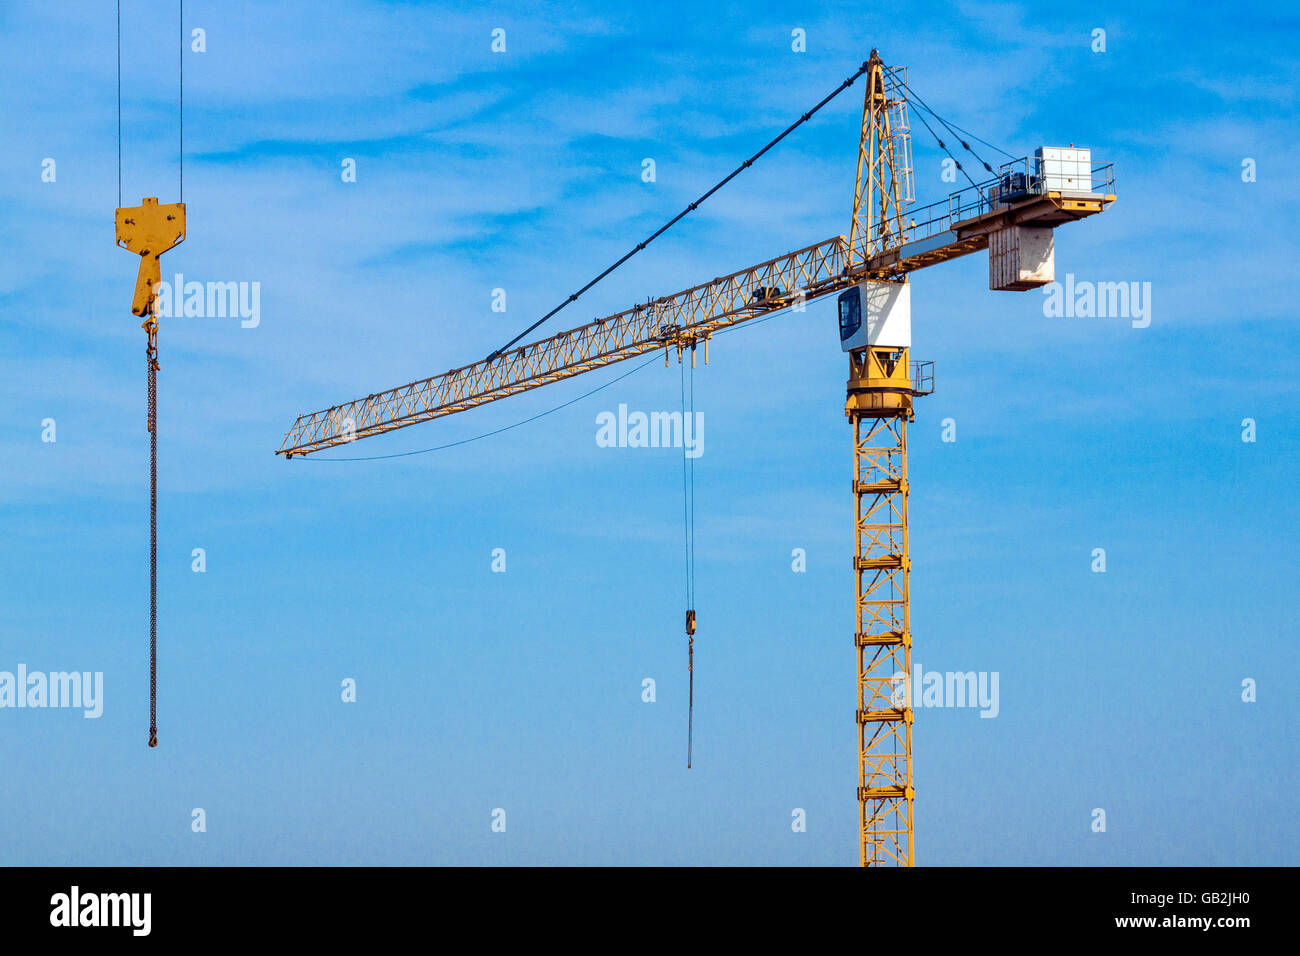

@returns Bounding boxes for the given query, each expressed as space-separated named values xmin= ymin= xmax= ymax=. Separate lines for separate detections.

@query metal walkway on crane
xmin=869 ymin=165 xmax=1116 ymax=275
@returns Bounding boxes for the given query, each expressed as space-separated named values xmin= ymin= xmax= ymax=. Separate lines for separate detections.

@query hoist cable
xmin=679 ymin=360 xmax=693 ymax=609
xmin=179 ymin=0 xmax=183 ymax=200
xmin=688 ymin=360 xmax=696 ymax=768
xmin=116 ymin=2 xmax=184 ymax=202
xmin=484 ymin=59 xmax=875 ymax=364
xmin=680 ymin=356 xmax=697 ymax=768
xmin=116 ymin=0 xmax=122 ymax=207
xmin=688 ymin=362 xmax=696 ymax=607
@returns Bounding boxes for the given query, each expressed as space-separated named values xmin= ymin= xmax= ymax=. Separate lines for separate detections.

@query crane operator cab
xmin=838 ymin=279 xmax=911 ymax=352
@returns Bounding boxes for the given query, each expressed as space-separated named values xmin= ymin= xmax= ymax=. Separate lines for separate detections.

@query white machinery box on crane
xmin=1036 ymin=146 xmax=1092 ymax=193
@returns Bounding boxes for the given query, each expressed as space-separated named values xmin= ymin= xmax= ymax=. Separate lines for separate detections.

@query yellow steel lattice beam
xmin=278 ymin=238 xmax=853 ymax=457
xmin=852 ymin=410 xmax=914 ymax=867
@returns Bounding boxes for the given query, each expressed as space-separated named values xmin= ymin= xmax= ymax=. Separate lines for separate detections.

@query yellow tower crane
xmin=277 ymin=51 xmax=1115 ymax=865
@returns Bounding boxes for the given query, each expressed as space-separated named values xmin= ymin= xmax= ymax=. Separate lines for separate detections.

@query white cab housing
xmin=838 ymin=280 xmax=911 ymax=352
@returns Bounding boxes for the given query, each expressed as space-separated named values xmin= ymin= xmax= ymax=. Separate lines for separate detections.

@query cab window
xmin=838 ymin=289 xmax=861 ymax=340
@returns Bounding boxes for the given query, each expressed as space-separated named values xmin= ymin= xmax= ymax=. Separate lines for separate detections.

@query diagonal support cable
xmin=485 ymin=59 xmax=875 ymax=363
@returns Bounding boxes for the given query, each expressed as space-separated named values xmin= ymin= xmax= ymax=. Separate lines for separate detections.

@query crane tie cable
xmin=905 ymin=85 xmax=1014 ymax=160
xmin=484 ymin=59 xmax=874 ymax=364
xmin=901 ymin=79 xmax=1008 ymax=176
xmin=906 ymin=101 xmax=980 ymax=191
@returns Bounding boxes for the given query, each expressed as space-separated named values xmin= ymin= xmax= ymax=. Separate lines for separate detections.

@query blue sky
xmin=0 ymin=0 xmax=1296 ymax=865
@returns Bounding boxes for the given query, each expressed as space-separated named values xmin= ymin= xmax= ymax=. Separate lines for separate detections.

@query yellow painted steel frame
xmin=115 ymin=197 xmax=186 ymax=320
xmin=848 ymin=347 xmax=915 ymax=867
xmin=278 ymin=237 xmax=856 ymax=456
xmin=849 ymin=51 xmax=912 ymax=268
xmin=848 ymin=50 xmax=917 ymax=867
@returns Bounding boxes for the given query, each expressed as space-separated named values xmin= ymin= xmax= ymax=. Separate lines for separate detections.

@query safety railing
xmin=881 ymin=156 xmax=1114 ymax=253
xmin=910 ymin=360 xmax=934 ymax=396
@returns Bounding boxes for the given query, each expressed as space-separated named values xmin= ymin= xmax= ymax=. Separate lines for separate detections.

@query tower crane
xmin=277 ymin=51 xmax=1115 ymax=865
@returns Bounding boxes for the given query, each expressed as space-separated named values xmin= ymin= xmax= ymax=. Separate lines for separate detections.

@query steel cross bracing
xmin=848 ymin=60 xmax=913 ymax=267
xmin=852 ymin=411 xmax=914 ymax=866
xmin=845 ymin=51 xmax=917 ymax=868
xmin=278 ymin=238 xmax=852 ymax=456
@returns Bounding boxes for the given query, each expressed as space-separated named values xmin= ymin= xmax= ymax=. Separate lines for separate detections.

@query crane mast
xmin=278 ymin=50 xmax=1115 ymax=866
xmin=846 ymin=53 xmax=918 ymax=867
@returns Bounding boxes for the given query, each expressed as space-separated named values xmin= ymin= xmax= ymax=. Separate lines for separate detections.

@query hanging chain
xmin=147 ymin=321 xmax=159 ymax=748
xmin=687 ymin=631 xmax=695 ymax=769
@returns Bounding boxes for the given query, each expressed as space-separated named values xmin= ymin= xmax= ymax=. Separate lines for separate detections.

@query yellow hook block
xmin=115 ymin=197 xmax=185 ymax=317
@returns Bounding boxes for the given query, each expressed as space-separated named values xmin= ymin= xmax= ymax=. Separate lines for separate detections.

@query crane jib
xmin=278 ymin=160 xmax=1111 ymax=460
xmin=278 ymin=236 xmax=855 ymax=457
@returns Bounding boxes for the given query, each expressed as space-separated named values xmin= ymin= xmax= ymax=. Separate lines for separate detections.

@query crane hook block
xmin=115 ymin=197 xmax=186 ymax=318
xmin=685 ymin=609 xmax=696 ymax=636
